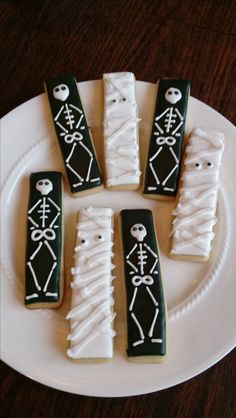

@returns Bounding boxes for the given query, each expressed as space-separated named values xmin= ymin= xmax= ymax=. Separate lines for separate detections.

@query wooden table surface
xmin=1 ymin=1 xmax=235 ymax=417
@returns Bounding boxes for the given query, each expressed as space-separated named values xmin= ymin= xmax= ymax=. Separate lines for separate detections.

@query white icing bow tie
xmin=132 ymin=275 xmax=154 ymax=286
xmin=156 ymin=136 xmax=176 ymax=146
xmin=31 ymin=228 xmax=56 ymax=241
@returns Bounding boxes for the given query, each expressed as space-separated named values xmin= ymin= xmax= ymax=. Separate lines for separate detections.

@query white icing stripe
xmin=171 ymin=128 xmax=224 ymax=257
xmin=67 ymin=207 xmax=115 ymax=359
xmin=103 ymin=72 xmax=141 ymax=187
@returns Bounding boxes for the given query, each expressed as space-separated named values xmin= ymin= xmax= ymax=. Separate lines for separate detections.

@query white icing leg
xmin=148 ymin=307 xmax=159 ymax=338
xmin=131 ymin=312 xmax=145 ymax=342
xmin=27 ymin=262 xmax=41 ymax=291
xmin=129 ymin=287 xmax=138 ymax=311
xmin=43 ymin=261 xmax=57 ymax=293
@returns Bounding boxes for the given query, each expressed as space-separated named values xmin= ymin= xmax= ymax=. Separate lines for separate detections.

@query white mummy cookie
xmin=67 ymin=207 xmax=115 ymax=361
xmin=171 ymin=128 xmax=224 ymax=260
xmin=103 ymin=72 xmax=141 ymax=189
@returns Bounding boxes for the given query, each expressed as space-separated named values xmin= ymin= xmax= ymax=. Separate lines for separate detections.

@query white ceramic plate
xmin=1 ymin=80 xmax=236 ymax=397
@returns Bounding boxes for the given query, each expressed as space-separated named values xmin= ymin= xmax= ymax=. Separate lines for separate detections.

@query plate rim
xmin=1 ymin=80 xmax=236 ymax=397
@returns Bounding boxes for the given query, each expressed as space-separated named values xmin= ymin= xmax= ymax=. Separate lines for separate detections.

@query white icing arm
xmin=171 ymin=128 xmax=224 ymax=259
xmin=67 ymin=207 xmax=115 ymax=359
xmin=103 ymin=72 xmax=141 ymax=188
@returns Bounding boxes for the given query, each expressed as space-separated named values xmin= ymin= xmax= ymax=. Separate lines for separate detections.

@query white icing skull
xmin=53 ymin=84 xmax=69 ymax=101
xmin=36 ymin=179 xmax=53 ymax=195
xmin=130 ymin=224 xmax=147 ymax=242
xmin=165 ymin=87 xmax=182 ymax=104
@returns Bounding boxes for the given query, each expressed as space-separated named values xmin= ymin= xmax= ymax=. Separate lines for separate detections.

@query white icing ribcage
xmin=67 ymin=207 xmax=115 ymax=359
xmin=103 ymin=72 xmax=141 ymax=186
xmin=171 ymin=128 xmax=224 ymax=257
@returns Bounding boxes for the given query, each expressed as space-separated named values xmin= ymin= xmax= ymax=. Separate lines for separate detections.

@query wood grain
xmin=0 ymin=0 xmax=236 ymax=416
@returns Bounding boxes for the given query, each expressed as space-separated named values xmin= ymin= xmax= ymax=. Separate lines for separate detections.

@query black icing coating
xmin=121 ymin=209 xmax=166 ymax=357
xmin=45 ymin=75 xmax=102 ymax=194
xmin=25 ymin=172 xmax=63 ymax=305
xmin=143 ymin=79 xmax=190 ymax=197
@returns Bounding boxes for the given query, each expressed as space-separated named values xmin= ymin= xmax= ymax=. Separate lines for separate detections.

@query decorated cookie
xmin=45 ymin=75 xmax=103 ymax=196
xmin=25 ymin=172 xmax=63 ymax=308
xmin=143 ymin=79 xmax=190 ymax=199
xmin=67 ymin=207 xmax=115 ymax=362
xmin=103 ymin=72 xmax=141 ymax=189
xmin=171 ymin=128 xmax=224 ymax=261
xmin=120 ymin=209 xmax=167 ymax=362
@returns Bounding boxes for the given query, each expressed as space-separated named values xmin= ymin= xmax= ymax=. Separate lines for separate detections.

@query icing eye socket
xmin=168 ymin=91 xmax=172 ymax=95
xmin=39 ymin=181 xmax=43 ymax=185
xmin=207 ymin=162 xmax=213 ymax=167
xmin=174 ymin=90 xmax=179 ymax=95
xmin=55 ymin=87 xmax=59 ymax=92
xmin=45 ymin=181 xmax=49 ymax=185
xmin=61 ymin=86 xmax=66 ymax=90
xmin=132 ymin=227 xmax=137 ymax=231
xmin=138 ymin=227 xmax=143 ymax=231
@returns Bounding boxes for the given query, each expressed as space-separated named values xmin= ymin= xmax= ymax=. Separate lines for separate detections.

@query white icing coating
xmin=67 ymin=207 xmax=115 ymax=359
xmin=171 ymin=128 xmax=224 ymax=257
xmin=103 ymin=72 xmax=141 ymax=187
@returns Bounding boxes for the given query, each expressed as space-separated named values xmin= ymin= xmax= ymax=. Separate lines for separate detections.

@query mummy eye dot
xmin=195 ymin=163 xmax=201 ymax=169
xmin=123 ymin=98 xmax=126 ymax=101
xmin=81 ymin=239 xmax=86 ymax=244
xmin=207 ymin=162 xmax=213 ymax=167
xmin=112 ymin=99 xmax=116 ymax=103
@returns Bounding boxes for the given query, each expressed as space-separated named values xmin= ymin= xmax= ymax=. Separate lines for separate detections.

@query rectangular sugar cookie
xmin=103 ymin=72 xmax=141 ymax=190
xmin=67 ymin=207 xmax=115 ymax=362
xmin=143 ymin=79 xmax=190 ymax=199
xmin=45 ymin=75 xmax=103 ymax=197
xmin=171 ymin=127 xmax=224 ymax=261
xmin=120 ymin=209 xmax=167 ymax=362
xmin=25 ymin=172 xmax=63 ymax=308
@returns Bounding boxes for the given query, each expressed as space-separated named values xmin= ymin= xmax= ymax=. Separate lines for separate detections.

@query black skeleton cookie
xmin=143 ymin=79 xmax=190 ymax=199
xmin=25 ymin=172 xmax=63 ymax=308
xmin=120 ymin=209 xmax=167 ymax=362
xmin=45 ymin=75 xmax=103 ymax=196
